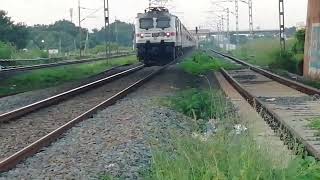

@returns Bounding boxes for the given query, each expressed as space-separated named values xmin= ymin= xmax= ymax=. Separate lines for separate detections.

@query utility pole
xmin=115 ymin=17 xmax=119 ymax=54
xmin=84 ymin=31 xmax=89 ymax=55
xmin=304 ymin=0 xmax=320 ymax=78
xmin=59 ymin=38 xmax=62 ymax=55
xmin=70 ymin=8 xmax=73 ymax=23
xmin=78 ymin=0 xmax=82 ymax=57
xmin=239 ymin=0 xmax=254 ymax=38
xmin=279 ymin=0 xmax=286 ymax=52
xmin=103 ymin=0 xmax=110 ymax=57
xmin=248 ymin=0 xmax=253 ymax=38
xmin=220 ymin=15 xmax=226 ymax=50
xmin=235 ymin=0 xmax=239 ymax=46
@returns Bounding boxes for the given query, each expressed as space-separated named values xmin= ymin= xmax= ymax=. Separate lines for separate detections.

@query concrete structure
xmin=304 ymin=0 xmax=320 ymax=79
xmin=189 ymin=29 xmax=279 ymax=37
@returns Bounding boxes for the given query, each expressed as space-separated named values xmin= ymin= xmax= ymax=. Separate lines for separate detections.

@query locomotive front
xmin=135 ymin=7 xmax=178 ymax=66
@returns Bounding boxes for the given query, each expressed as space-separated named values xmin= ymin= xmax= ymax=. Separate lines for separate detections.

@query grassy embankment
xmin=145 ymin=52 xmax=320 ymax=180
xmin=0 ymin=55 xmax=137 ymax=96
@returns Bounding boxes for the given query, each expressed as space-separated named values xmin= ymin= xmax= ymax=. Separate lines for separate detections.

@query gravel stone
xmin=0 ymin=64 xmax=137 ymax=115
xmin=0 ymin=65 xmax=215 ymax=179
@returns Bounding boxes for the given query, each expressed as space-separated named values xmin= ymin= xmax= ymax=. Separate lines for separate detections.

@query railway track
xmin=210 ymin=50 xmax=320 ymax=160
xmin=0 ymin=61 xmax=172 ymax=172
xmin=0 ymin=53 xmax=134 ymax=75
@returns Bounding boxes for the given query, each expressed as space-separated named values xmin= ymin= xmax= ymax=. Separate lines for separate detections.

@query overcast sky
xmin=0 ymin=0 xmax=308 ymax=31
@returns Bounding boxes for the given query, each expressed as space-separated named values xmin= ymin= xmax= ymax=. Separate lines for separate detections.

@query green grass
xmin=231 ymin=37 xmax=305 ymax=75
xmin=147 ymin=132 xmax=320 ymax=180
xmin=0 ymin=55 xmax=137 ymax=96
xmin=164 ymin=89 xmax=234 ymax=132
xmin=146 ymin=89 xmax=320 ymax=180
xmin=309 ymin=118 xmax=320 ymax=136
xmin=232 ymin=38 xmax=294 ymax=67
xmin=181 ymin=52 xmax=240 ymax=75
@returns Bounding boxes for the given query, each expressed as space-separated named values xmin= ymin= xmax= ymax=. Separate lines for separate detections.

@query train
xmin=135 ymin=7 xmax=196 ymax=66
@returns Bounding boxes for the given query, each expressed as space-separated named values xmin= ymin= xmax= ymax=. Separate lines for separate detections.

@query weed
xmin=0 ymin=41 xmax=14 ymax=59
xmin=166 ymin=89 xmax=234 ymax=132
xmin=148 ymin=131 xmax=320 ymax=180
xmin=147 ymin=90 xmax=320 ymax=180
xmin=181 ymin=52 xmax=239 ymax=75
xmin=99 ymin=174 xmax=115 ymax=180
xmin=308 ymin=118 xmax=320 ymax=136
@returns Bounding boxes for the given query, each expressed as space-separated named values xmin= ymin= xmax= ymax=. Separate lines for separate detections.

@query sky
xmin=0 ymin=0 xmax=308 ymax=31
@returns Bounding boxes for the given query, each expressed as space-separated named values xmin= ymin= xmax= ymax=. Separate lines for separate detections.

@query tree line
xmin=0 ymin=10 xmax=134 ymax=58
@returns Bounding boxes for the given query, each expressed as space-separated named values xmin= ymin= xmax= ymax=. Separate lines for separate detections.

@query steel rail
xmin=0 ymin=53 xmax=134 ymax=74
xmin=0 ymin=64 xmax=144 ymax=123
xmin=210 ymin=49 xmax=320 ymax=96
xmin=0 ymin=61 xmax=172 ymax=172
xmin=0 ymin=64 xmax=132 ymax=99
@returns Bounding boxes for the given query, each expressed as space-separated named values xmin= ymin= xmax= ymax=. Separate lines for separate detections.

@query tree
xmin=0 ymin=10 xmax=28 ymax=49
xmin=91 ymin=20 xmax=134 ymax=47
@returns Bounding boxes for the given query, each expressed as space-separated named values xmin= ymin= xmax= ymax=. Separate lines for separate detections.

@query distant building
xmin=48 ymin=49 xmax=59 ymax=55
xmin=296 ymin=22 xmax=306 ymax=30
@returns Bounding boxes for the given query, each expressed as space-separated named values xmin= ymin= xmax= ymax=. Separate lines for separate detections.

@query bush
xmin=269 ymin=50 xmax=303 ymax=75
xmin=0 ymin=41 xmax=14 ymax=59
xmin=167 ymin=89 xmax=233 ymax=132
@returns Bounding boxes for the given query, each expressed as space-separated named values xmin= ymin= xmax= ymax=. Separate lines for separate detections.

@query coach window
xmin=156 ymin=18 xmax=171 ymax=29
xmin=140 ymin=18 xmax=154 ymax=29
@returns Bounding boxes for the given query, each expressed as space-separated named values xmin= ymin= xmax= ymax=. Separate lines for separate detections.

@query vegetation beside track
xmin=145 ymin=54 xmax=320 ymax=179
xmin=232 ymin=30 xmax=305 ymax=76
xmin=180 ymin=52 xmax=240 ymax=75
xmin=147 ymin=87 xmax=320 ymax=179
xmin=0 ymin=55 xmax=137 ymax=96
xmin=309 ymin=118 xmax=320 ymax=136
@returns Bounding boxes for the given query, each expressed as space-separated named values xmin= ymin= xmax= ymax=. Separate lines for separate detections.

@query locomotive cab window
xmin=140 ymin=18 xmax=154 ymax=30
xmin=156 ymin=18 xmax=171 ymax=29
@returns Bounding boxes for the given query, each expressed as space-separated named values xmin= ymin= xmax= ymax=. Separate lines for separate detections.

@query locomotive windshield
xmin=156 ymin=18 xmax=170 ymax=29
xmin=140 ymin=18 xmax=154 ymax=29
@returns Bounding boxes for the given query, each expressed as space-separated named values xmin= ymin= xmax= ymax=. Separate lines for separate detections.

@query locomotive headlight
xmin=137 ymin=33 xmax=144 ymax=38
xmin=165 ymin=32 xmax=170 ymax=37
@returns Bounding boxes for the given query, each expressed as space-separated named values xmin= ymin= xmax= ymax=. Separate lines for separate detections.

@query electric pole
xmin=248 ymin=0 xmax=253 ymax=38
xmin=103 ymin=0 xmax=110 ymax=57
xmin=220 ymin=15 xmax=226 ymax=50
xmin=78 ymin=0 xmax=82 ymax=57
xmin=226 ymin=8 xmax=230 ymax=50
xmin=115 ymin=17 xmax=119 ymax=54
xmin=279 ymin=0 xmax=286 ymax=52
xmin=239 ymin=0 xmax=254 ymax=38
xmin=304 ymin=0 xmax=320 ymax=78
xmin=70 ymin=8 xmax=73 ymax=23
xmin=235 ymin=0 xmax=239 ymax=46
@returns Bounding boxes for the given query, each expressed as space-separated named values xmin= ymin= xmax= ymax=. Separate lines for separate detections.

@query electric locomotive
xmin=135 ymin=7 xmax=196 ymax=66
